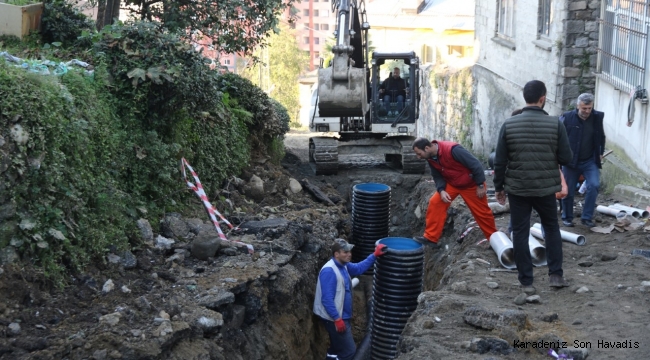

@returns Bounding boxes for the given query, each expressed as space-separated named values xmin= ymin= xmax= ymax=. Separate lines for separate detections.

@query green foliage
xmin=268 ymin=99 xmax=288 ymax=164
xmin=217 ymin=72 xmax=289 ymax=152
xmin=122 ymin=0 xmax=297 ymax=57
xmin=41 ymin=0 xmax=95 ymax=46
xmin=0 ymin=20 xmax=289 ymax=284
xmin=0 ymin=64 xmax=132 ymax=281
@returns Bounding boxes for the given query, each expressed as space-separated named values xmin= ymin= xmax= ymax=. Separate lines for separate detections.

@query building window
xmin=314 ymin=37 xmax=320 ymax=45
xmin=314 ymin=51 xmax=320 ymax=59
xmin=321 ymin=24 xmax=329 ymax=31
xmin=322 ymin=10 xmax=330 ymax=17
xmin=538 ymin=0 xmax=552 ymax=38
xmin=303 ymin=9 xmax=309 ymax=16
xmin=314 ymin=9 xmax=319 ymax=17
xmin=314 ymin=24 xmax=320 ymax=30
xmin=223 ymin=59 xmax=231 ymax=65
xmin=497 ymin=0 xmax=515 ymax=40
xmin=597 ymin=0 xmax=649 ymax=92
xmin=304 ymin=37 xmax=310 ymax=44
xmin=448 ymin=45 xmax=465 ymax=57
xmin=304 ymin=23 xmax=310 ymax=30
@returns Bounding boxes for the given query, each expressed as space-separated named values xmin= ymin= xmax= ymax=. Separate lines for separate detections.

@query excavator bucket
xmin=317 ymin=66 xmax=368 ymax=118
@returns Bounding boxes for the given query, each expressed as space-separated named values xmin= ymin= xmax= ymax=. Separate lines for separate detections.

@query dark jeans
xmin=321 ymin=318 xmax=355 ymax=360
xmin=383 ymin=94 xmax=404 ymax=112
xmin=562 ymin=159 xmax=600 ymax=221
xmin=508 ymin=193 xmax=564 ymax=286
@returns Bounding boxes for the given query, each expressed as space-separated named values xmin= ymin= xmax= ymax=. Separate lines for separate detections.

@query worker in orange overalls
xmin=412 ymin=137 xmax=497 ymax=248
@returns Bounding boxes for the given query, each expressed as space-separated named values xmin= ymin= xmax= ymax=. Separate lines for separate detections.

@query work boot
xmin=562 ymin=220 xmax=574 ymax=227
xmin=413 ymin=236 xmax=442 ymax=249
xmin=520 ymin=284 xmax=536 ymax=295
xmin=549 ymin=274 xmax=569 ymax=288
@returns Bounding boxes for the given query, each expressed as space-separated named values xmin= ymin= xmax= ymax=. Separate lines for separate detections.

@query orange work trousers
xmin=424 ymin=182 xmax=497 ymax=243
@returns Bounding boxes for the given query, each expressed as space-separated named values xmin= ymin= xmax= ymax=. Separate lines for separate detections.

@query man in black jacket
xmin=493 ymin=80 xmax=573 ymax=292
xmin=560 ymin=93 xmax=606 ymax=228
xmin=379 ymin=67 xmax=408 ymax=114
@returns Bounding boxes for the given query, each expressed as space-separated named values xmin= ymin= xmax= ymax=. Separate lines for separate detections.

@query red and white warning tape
xmin=180 ymin=158 xmax=254 ymax=254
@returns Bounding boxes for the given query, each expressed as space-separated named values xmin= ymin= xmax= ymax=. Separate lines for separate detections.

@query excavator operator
xmin=379 ymin=67 xmax=408 ymax=115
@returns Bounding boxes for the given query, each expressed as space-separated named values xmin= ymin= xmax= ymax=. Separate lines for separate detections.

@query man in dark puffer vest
xmin=411 ymin=138 xmax=497 ymax=248
xmin=493 ymin=80 xmax=573 ymax=292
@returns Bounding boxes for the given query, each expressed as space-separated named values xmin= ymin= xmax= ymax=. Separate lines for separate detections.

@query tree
xmin=96 ymin=0 xmax=120 ymax=30
xmin=241 ymin=24 xmax=308 ymax=127
xmin=122 ymin=0 xmax=297 ymax=57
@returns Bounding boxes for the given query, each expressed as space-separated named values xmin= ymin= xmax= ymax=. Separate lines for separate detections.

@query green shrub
xmin=0 ymin=63 xmax=132 ymax=280
xmin=0 ymin=19 xmax=288 ymax=285
xmin=41 ymin=0 xmax=95 ymax=46
xmin=217 ymin=73 xmax=290 ymax=152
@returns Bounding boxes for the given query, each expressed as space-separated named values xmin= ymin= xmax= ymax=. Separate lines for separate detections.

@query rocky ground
xmin=0 ymin=129 xmax=648 ymax=360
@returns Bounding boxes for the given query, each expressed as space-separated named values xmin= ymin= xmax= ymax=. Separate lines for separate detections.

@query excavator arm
xmin=317 ymin=0 xmax=368 ymax=118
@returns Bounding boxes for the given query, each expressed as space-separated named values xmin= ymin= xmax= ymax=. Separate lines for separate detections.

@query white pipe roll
xmin=597 ymin=205 xmax=627 ymax=219
xmin=489 ymin=231 xmax=516 ymax=269
xmin=609 ymin=203 xmax=649 ymax=218
xmin=528 ymin=234 xmax=547 ymax=267
xmin=532 ymin=223 xmax=585 ymax=246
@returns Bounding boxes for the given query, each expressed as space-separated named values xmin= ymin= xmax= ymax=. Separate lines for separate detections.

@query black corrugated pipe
xmin=352 ymin=333 xmax=371 ymax=360
xmin=370 ymin=237 xmax=424 ymax=360
xmin=351 ymin=183 xmax=391 ymax=271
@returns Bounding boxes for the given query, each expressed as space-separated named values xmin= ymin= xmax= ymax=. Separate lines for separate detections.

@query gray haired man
xmin=559 ymin=93 xmax=606 ymax=228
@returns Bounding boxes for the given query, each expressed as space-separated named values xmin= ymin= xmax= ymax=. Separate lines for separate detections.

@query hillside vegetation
xmin=0 ymin=5 xmax=290 ymax=284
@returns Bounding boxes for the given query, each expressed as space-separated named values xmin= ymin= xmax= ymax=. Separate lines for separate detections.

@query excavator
xmin=308 ymin=0 xmax=423 ymax=175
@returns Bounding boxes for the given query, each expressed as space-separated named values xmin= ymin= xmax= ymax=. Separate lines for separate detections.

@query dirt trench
xmin=0 ymin=130 xmax=649 ymax=360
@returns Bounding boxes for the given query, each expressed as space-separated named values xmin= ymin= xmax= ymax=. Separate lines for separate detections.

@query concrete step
xmin=613 ymin=184 xmax=650 ymax=208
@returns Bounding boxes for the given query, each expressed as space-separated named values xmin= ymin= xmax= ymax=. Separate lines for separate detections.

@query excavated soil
xmin=0 ymin=129 xmax=648 ymax=360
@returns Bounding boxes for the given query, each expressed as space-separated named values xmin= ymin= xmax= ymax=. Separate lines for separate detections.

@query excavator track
xmin=309 ymin=137 xmax=339 ymax=175
xmin=398 ymin=138 xmax=424 ymax=174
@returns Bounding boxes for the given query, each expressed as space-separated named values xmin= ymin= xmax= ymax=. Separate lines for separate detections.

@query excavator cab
xmin=369 ymin=51 xmax=420 ymax=135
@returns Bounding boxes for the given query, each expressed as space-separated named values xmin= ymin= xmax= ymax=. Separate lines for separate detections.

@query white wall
xmin=472 ymin=0 xmax=569 ymax=156
xmin=595 ymin=80 xmax=650 ymax=175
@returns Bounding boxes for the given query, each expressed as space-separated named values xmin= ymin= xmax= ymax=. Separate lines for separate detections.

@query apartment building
xmin=285 ymin=0 xmax=338 ymax=70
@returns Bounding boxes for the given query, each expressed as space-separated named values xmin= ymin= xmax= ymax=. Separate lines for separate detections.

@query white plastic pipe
xmin=532 ymin=223 xmax=585 ymax=246
xmin=609 ymin=203 xmax=649 ymax=218
xmin=489 ymin=231 xmax=516 ymax=269
xmin=596 ymin=205 xmax=627 ymax=219
xmin=529 ymin=226 xmax=544 ymax=240
xmin=528 ymin=234 xmax=547 ymax=267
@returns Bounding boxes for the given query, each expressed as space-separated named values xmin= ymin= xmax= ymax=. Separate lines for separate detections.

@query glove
xmin=334 ymin=318 xmax=346 ymax=333
xmin=374 ymin=244 xmax=387 ymax=257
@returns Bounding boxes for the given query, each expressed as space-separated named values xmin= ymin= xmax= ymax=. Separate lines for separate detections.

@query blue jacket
xmin=560 ymin=109 xmax=606 ymax=169
xmin=318 ymin=255 xmax=376 ymax=320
